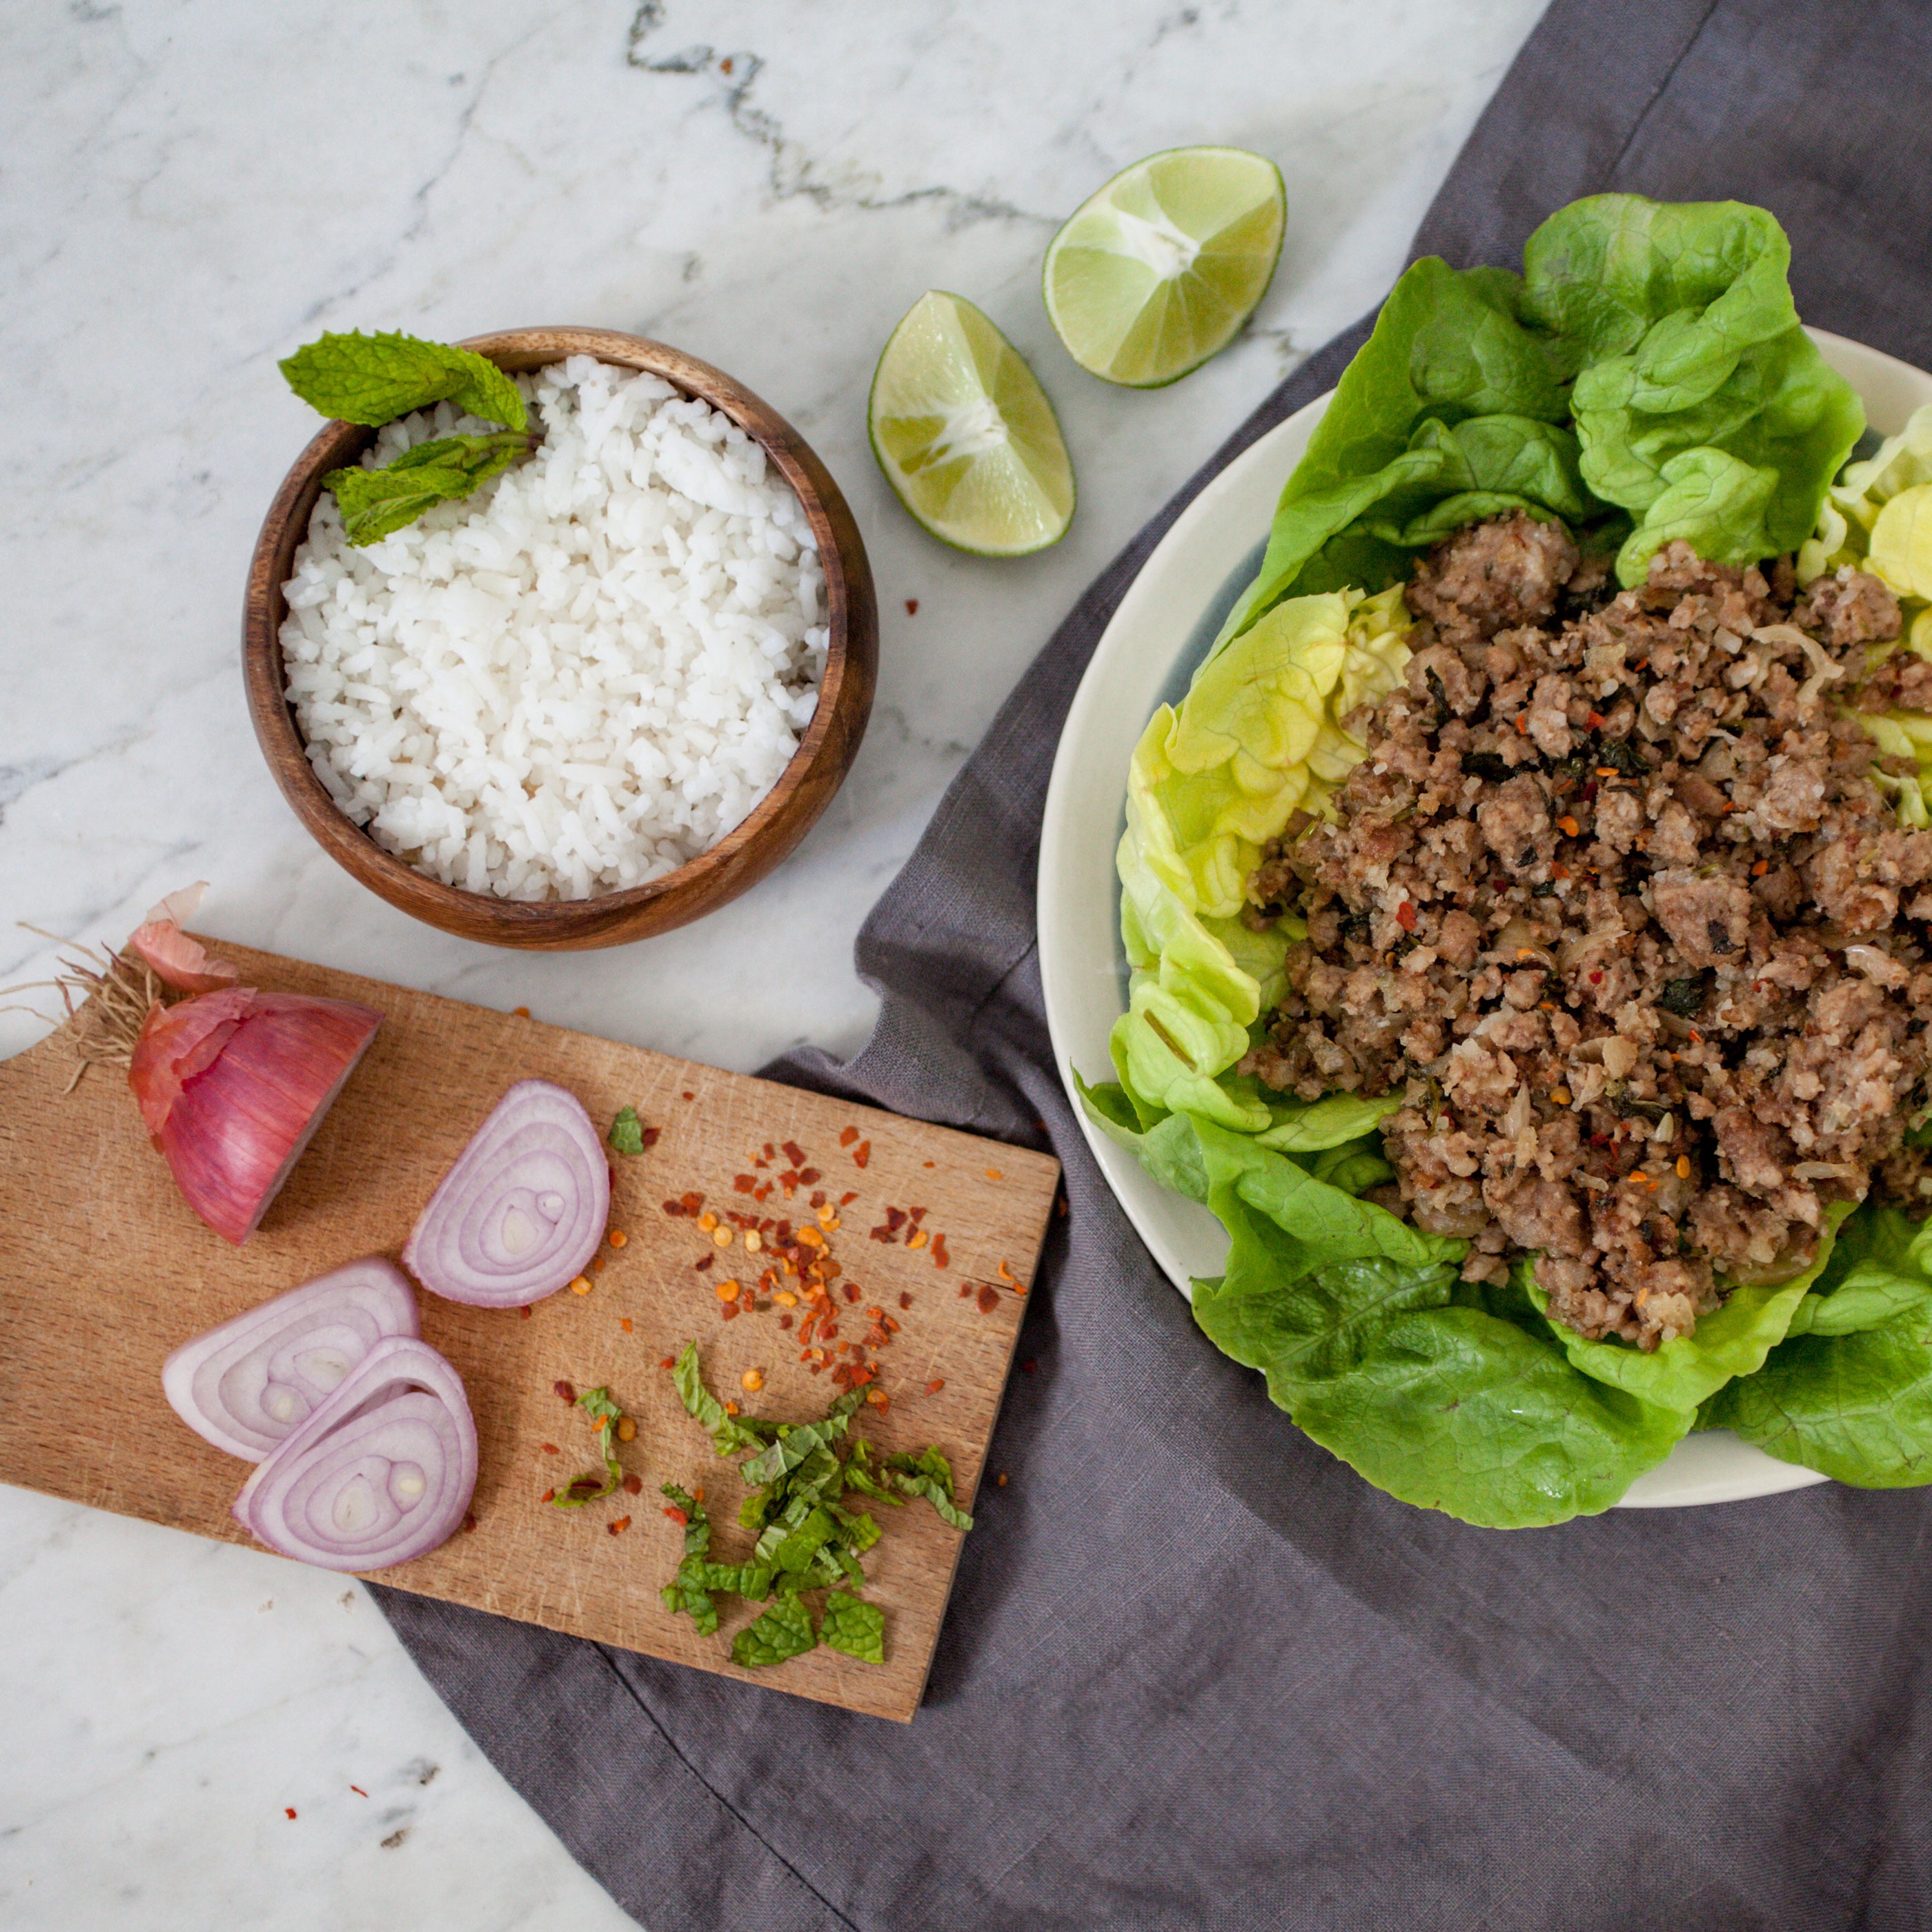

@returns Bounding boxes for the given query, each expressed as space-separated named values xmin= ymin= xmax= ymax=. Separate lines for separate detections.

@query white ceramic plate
xmin=1039 ymin=328 xmax=1932 ymax=1510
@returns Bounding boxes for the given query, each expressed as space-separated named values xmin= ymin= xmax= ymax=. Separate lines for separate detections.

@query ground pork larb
xmin=1241 ymin=512 xmax=1932 ymax=1350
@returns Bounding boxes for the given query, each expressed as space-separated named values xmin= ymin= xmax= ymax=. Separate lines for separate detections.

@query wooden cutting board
xmin=0 ymin=940 xmax=1058 ymax=1723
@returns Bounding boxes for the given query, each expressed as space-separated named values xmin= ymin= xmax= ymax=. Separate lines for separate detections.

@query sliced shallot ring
xmin=403 ymin=1079 xmax=609 ymax=1307
xmin=233 ymin=1336 xmax=476 ymax=1573
xmin=162 ymin=1256 xmax=420 ymax=1461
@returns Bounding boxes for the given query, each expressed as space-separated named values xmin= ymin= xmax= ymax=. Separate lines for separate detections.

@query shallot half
xmin=163 ymin=1256 xmax=420 ymax=1459
xmin=22 ymin=885 xmax=382 ymax=1245
xmin=233 ymin=1335 xmax=477 ymax=1572
xmin=404 ymin=1079 xmax=609 ymax=1305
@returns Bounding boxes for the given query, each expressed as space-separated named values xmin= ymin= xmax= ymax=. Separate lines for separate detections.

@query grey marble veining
xmin=0 ymin=1 xmax=1542 ymax=1923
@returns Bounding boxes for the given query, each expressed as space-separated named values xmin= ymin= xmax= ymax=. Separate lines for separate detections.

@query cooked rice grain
xmin=280 ymin=356 xmax=828 ymax=900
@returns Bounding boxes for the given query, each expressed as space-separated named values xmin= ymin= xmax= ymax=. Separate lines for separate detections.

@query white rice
xmin=279 ymin=355 xmax=828 ymax=901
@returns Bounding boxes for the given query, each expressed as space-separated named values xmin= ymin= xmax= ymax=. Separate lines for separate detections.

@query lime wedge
xmin=1043 ymin=146 xmax=1285 ymax=388
xmin=868 ymin=291 xmax=1075 ymax=556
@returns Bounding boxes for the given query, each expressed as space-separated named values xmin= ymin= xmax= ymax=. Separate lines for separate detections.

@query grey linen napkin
xmin=374 ymin=3 xmax=1932 ymax=1925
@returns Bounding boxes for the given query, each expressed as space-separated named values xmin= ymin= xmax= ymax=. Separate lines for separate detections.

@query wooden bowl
xmin=243 ymin=326 xmax=877 ymax=950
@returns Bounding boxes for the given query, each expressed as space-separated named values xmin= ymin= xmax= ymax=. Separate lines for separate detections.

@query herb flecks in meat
xmin=1242 ymin=512 xmax=1931 ymax=1352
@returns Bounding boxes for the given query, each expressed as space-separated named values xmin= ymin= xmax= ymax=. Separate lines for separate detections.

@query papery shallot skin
xmin=162 ymin=1257 xmax=420 ymax=1460
xmin=232 ymin=1335 xmax=476 ymax=1573
xmin=130 ymin=991 xmax=382 ymax=1244
xmin=403 ymin=1078 xmax=609 ymax=1306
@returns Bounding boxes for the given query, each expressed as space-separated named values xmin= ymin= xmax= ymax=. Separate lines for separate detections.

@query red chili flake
xmin=933 ymin=1234 xmax=950 ymax=1269
xmin=959 ymin=1283 xmax=972 ymax=1298
xmin=351 ymin=1786 xmax=368 ymax=1797
xmin=867 ymin=1386 xmax=889 ymax=1410
xmin=608 ymin=1517 xmax=631 ymax=1537
xmin=809 ymin=1190 xmax=827 ymax=1210
xmin=844 ymin=1281 xmax=861 ymax=1302
xmin=840 ymin=1190 xmax=858 ymax=1206
xmin=540 ymin=1442 xmax=559 ymax=1455
xmin=976 ymin=1283 xmax=1000 ymax=1314
xmin=839 ymin=1126 xmax=859 ymax=1147
xmin=1588 ymin=969 xmax=1604 ymax=984
xmin=885 ymin=1206 xmax=907 ymax=1232
xmin=540 ymin=1488 xmax=555 ymax=1503
xmin=512 ymin=1006 xmax=531 ymax=1018
xmin=898 ymin=1290 xmax=912 ymax=1310
xmin=853 ymin=1140 xmax=871 ymax=1168
xmin=1590 ymin=1134 xmax=1613 ymax=1150
xmin=733 ymin=1174 xmax=757 ymax=1193
xmin=681 ymin=1191 xmax=705 ymax=1213
xmin=696 ymin=1254 xmax=713 ymax=1272
xmin=722 ymin=1301 xmax=739 ymax=1321
xmin=663 ymin=1506 xmax=689 ymax=1526
xmin=285 ymin=1807 xmax=297 ymax=1820
xmin=660 ymin=1355 xmax=676 ymax=1369
xmin=753 ymin=1182 xmax=772 ymax=1203
xmin=1515 ymin=714 xmax=1529 ymax=736
xmin=640 ymin=1127 xmax=660 ymax=1150
xmin=783 ymin=1140 xmax=807 ymax=1167
xmin=778 ymin=1313 xmax=793 ymax=1330
xmin=1394 ymin=900 xmax=1417 ymax=932
xmin=682 ymin=1090 xmax=696 ymax=1101
xmin=519 ymin=1304 xmax=532 ymax=1320
xmin=1586 ymin=711 xmax=1606 ymax=729
xmin=907 ymin=1205 xmax=928 ymax=1225
xmin=905 ymin=598 xmax=919 ymax=615
xmin=779 ymin=1170 xmax=800 ymax=1189
xmin=462 ymin=1514 xmax=477 ymax=1535
xmin=927 ymin=1379 xmax=945 ymax=1394
xmin=553 ymin=1380 xmax=575 ymax=1403
xmin=775 ymin=1219 xmax=793 ymax=1241
xmin=663 ymin=1199 xmax=684 ymax=1216
xmin=620 ymin=1317 xmax=633 ymax=1334
xmin=622 ymin=1473 xmax=643 ymax=1495
xmin=799 ymin=1167 xmax=820 ymax=1185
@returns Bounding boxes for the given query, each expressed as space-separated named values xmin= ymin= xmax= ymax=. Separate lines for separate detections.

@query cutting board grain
xmin=0 ymin=940 xmax=1058 ymax=1723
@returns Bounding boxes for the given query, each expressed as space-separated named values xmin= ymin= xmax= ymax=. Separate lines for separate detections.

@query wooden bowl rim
xmin=243 ymin=325 xmax=873 ymax=943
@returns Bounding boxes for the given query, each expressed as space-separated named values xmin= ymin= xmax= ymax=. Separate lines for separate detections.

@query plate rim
xmin=1038 ymin=325 xmax=1932 ymax=1513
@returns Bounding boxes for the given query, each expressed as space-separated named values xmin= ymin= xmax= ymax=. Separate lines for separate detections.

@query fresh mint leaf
xmin=730 ymin=1595 xmax=818 ymax=1669
xmin=673 ymin=1342 xmax=766 ymax=1456
xmin=608 ymin=1105 xmax=646 ymax=1156
xmin=549 ymin=1386 xmax=626 ymax=1510
xmin=323 ymin=431 xmax=528 ymax=546
xmin=818 ymin=1591 xmax=885 ymax=1664
xmin=280 ymin=329 xmax=527 ymax=431
xmin=738 ymin=1412 xmax=856 ymax=1488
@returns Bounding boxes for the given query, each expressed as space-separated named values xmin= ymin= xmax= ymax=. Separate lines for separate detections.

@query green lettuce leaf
xmin=1526 ymin=1200 xmax=1854 ymax=1413
xmin=818 ymin=1591 xmax=886 ymax=1664
xmin=1111 ymin=584 xmax=1412 ymax=1132
xmin=1095 ymin=1103 xmax=1687 ymax=1526
xmin=1219 ymin=257 xmax=1571 ymax=635
xmin=1704 ymin=1206 xmax=1932 ymax=1485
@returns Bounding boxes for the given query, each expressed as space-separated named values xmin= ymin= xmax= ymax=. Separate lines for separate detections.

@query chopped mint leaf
xmin=826 ymin=1503 xmax=880 ymax=1553
xmin=731 ymin=1595 xmax=818 ymax=1669
xmin=738 ymin=1412 xmax=855 ymax=1487
xmin=884 ymin=1448 xmax=973 ymax=1530
xmin=323 ymin=431 xmax=529 ymax=545
xmin=280 ymin=329 xmax=527 ymax=431
xmin=818 ymin=1591 xmax=885 ymax=1664
xmin=608 ymin=1105 xmax=646 ymax=1156
xmin=549 ymin=1388 xmax=626 ymax=1510
xmin=673 ymin=1342 xmax=766 ymax=1456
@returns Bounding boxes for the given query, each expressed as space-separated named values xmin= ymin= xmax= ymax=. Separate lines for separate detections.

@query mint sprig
xmin=281 ymin=330 xmax=526 ymax=431
xmin=323 ymin=431 xmax=530 ymax=546
xmin=283 ymin=328 xmax=534 ymax=544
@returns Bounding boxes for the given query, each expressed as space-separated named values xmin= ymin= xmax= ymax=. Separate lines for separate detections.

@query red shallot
xmin=21 ymin=886 xmax=382 ymax=1245
xmin=130 ymin=988 xmax=382 ymax=1244
xmin=403 ymin=1079 xmax=609 ymax=1307
xmin=163 ymin=1256 xmax=420 ymax=1460
xmin=233 ymin=1335 xmax=477 ymax=1571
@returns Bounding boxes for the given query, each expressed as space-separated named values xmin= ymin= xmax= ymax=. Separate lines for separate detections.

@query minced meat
xmin=1241 ymin=511 xmax=1932 ymax=1350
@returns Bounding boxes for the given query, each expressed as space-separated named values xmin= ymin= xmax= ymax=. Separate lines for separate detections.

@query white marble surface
xmin=0 ymin=1 xmax=1544 ymax=1924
